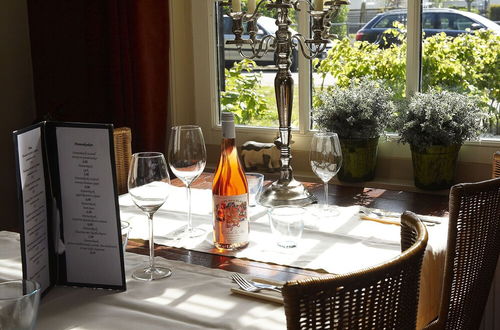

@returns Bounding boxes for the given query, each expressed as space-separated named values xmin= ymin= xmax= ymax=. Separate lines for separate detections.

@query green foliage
xmin=421 ymin=30 xmax=500 ymax=134
xmin=220 ymin=59 xmax=274 ymax=124
xmin=489 ymin=4 xmax=500 ymax=21
xmin=331 ymin=6 xmax=349 ymax=39
xmin=313 ymin=78 xmax=396 ymax=139
xmin=314 ymin=28 xmax=500 ymax=134
xmin=313 ymin=23 xmax=407 ymax=101
xmin=397 ymin=90 xmax=486 ymax=150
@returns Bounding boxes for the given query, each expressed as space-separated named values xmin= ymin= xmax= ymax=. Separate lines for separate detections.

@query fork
xmin=232 ymin=273 xmax=282 ymax=293
xmin=359 ymin=208 xmax=437 ymax=226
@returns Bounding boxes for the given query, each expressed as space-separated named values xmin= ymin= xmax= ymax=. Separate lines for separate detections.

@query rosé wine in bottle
xmin=212 ymin=112 xmax=249 ymax=250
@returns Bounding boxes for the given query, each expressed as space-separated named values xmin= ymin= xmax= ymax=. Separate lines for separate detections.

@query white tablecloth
xmin=120 ymin=186 xmax=448 ymax=329
xmin=0 ymin=231 xmax=285 ymax=330
xmin=0 ymin=186 xmax=448 ymax=329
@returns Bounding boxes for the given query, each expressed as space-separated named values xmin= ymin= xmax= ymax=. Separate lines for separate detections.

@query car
xmin=355 ymin=8 xmax=500 ymax=46
xmin=222 ymin=15 xmax=300 ymax=71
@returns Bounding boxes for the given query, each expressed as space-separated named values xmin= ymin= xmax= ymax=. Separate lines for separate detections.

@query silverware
xmin=359 ymin=207 xmax=440 ymax=225
xmin=232 ymin=273 xmax=282 ymax=293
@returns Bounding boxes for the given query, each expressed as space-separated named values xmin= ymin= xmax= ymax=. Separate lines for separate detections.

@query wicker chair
xmin=424 ymin=177 xmax=500 ymax=330
xmin=282 ymin=211 xmax=428 ymax=330
xmin=493 ymin=151 xmax=500 ymax=179
xmin=113 ymin=127 xmax=132 ymax=195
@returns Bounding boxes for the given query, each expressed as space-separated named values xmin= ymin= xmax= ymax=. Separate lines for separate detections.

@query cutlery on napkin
xmin=231 ymin=278 xmax=285 ymax=304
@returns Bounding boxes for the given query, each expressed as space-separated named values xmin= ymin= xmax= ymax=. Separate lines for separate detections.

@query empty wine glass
xmin=310 ymin=132 xmax=343 ymax=215
xmin=128 ymin=152 xmax=171 ymax=281
xmin=168 ymin=125 xmax=207 ymax=238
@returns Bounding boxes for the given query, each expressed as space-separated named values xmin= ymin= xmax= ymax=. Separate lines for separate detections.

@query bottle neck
xmin=222 ymin=118 xmax=235 ymax=139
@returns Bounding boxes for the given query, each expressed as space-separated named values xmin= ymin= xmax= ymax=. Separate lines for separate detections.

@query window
xmin=180 ymin=1 xmax=499 ymax=182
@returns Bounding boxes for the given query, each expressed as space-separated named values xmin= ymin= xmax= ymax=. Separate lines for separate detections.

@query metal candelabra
xmin=221 ymin=0 xmax=348 ymax=207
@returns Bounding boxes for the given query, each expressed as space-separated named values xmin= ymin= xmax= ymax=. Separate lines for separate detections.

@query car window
xmin=436 ymin=13 xmax=478 ymax=31
xmin=453 ymin=14 xmax=478 ymax=30
xmin=422 ymin=13 xmax=438 ymax=29
xmin=374 ymin=14 xmax=406 ymax=28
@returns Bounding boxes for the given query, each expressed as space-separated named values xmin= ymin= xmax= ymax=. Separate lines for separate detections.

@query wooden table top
xmin=127 ymin=173 xmax=449 ymax=281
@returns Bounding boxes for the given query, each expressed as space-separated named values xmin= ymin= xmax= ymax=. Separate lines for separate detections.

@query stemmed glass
xmin=128 ymin=152 xmax=171 ymax=281
xmin=310 ymin=132 xmax=343 ymax=214
xmin=168 ymin=125 xmax=207 ymax=238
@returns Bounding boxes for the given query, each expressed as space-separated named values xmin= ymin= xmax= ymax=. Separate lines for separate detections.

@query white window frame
xmin=170 ymin=0 xmax=499 ymax=181
xmin=188 ymin=0 xmax=423 ymax=148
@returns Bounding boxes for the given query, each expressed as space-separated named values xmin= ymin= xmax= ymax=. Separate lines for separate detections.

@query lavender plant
xmin=398 ymin=90 xmax=486 ymax=151
xmin=313 ymin=78 xmax=396 ymax=139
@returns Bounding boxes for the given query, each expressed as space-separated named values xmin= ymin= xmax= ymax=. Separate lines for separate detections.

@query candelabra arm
xmin=238 ymin=35 xmax=276 ymax=59
xmin=292 ymin=34 xmax=327 ymax=60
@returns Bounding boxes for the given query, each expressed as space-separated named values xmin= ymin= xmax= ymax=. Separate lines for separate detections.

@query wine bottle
xmin=212 ymin=112 xmax=249 ymax=250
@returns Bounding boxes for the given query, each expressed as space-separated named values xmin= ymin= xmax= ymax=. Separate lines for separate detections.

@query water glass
xmin=0 ymin=279 xmax=41 ymax=330
xmin=121 ymin=221 xmax=131 ymax=251
xmin=268 ymin=206 xmax=305 ymax=248
xmin=245 ymin=173 xmax=264 ymax=206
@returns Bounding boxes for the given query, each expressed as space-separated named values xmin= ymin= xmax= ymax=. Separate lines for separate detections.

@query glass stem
xmin=148 ymin=212 xmax=155 ymax=270
xmin=324 ymin=181 xmax=329 ymax=209
xmin=186 ymin=184 xmax=192 ymax=232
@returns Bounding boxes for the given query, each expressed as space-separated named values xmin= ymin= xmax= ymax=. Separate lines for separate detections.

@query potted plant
xmin=313 ymin=78 xmax=396 ymax=182
xmin=398 ymin=89 xmax=485 ymax=190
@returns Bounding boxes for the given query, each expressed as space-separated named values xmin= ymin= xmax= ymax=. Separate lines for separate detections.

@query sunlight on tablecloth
xmin=120 ymin=188 xmax=449 ymax=329
xmin=0 ymin=231 xmax=285 ymax=330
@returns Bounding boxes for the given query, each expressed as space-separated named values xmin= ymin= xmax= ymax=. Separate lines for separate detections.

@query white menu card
xmin=13 ymin=122 xmax=126 ymax=295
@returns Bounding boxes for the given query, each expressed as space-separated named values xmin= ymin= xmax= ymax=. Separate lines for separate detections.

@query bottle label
xmin=213 ymin=194 xmax=249 ymax=245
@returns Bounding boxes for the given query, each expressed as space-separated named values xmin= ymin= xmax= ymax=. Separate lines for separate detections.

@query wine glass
xmin=168 ymin=125 xmax=207 ymax=238
xmin=128 ymin=152 xmax=171 ymax=281
xmin=310 ymin=132 xmax=343 ymax=214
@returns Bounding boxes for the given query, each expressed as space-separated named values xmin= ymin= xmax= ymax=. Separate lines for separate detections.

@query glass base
xmin=310 ymin=204 xmax=341 ymax=217
xmin=186 ymin=227 xmax=206 ymax=238
xmin=132 ymin=265 xmax=172 ymax=281
xmin=165 ymin=226 xmax=206 ymax=240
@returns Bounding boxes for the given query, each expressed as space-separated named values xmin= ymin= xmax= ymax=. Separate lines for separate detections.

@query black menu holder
xmin=13 ymin=121 xmax=126 ymax=295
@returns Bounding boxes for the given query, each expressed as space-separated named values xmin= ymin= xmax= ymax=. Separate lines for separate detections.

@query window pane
xmin=421 ymin=8 xmax=500 ymax=137
xmin=312 ymin=6 xmax=408 ymax=131
xmin=215 ymin=1 xmax=299 ymax=128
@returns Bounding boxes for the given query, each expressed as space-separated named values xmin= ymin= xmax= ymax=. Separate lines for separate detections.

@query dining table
xmin=0 ymin=173 xmax=449 ymax=329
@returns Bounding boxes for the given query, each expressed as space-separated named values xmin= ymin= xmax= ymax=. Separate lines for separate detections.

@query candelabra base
xmin=257 ymin=178 xmax=317 ymax=207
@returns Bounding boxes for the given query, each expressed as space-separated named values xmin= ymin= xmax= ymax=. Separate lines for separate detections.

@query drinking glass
xmin=128 ymin=152 xmax=171 ymax=281
xmin=0 ymin=279 xmax=41 ymax=330
xmin=268 ymin=206 xmax=306 ymax=248
xmin=245 ymin=173 xmax=264 ymax=207
xmin=310 ymin=132 xmax=343 ymax=214
xmin=168 ymin=125 xmax=207 ymax=238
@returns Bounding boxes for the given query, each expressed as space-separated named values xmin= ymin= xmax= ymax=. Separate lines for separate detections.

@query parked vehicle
xmin=222 ymin=15 xmax=300 ymax=71
xmin=355 ymin=8 xmax=500 ymax=46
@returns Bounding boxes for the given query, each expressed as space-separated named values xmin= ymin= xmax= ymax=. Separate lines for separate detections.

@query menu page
xmin=55 ymin=126 xmax=123 ymax=286
xmin=16 ymin=127 xmax=51 ymax=293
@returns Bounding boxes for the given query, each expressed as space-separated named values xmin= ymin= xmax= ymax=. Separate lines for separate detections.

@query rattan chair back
xmin=282 ymin=211 xmax=428 ymax=330
xmin=425 ymin=177 xmax=500 ymax=330
xmin=113 ymin=127 xmax=132 ymax=195
xmin=493 ymin=151 xmax=500 ymax=179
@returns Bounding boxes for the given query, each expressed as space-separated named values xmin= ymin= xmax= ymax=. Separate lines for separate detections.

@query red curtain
xmin=27 ymin=0 xmax=170 ymax=153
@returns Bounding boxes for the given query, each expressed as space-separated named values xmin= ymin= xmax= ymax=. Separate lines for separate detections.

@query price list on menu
xmin=13 ymin=122 xmax=125 ymax=294
xmin=56 ymin=127 xmax=123 ymax=286
xmin=15 ymin=126 xmax=51 ymax=293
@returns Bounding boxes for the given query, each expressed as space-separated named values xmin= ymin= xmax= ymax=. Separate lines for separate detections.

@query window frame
xmin=171 ymin=0 xmax=499 ymax=180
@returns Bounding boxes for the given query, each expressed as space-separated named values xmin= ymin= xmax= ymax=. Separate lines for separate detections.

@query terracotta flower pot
xmin=411 ymin=144 xmax=461 ymax=190
xmin=338 ymin=137 xmax=379 ymax=182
